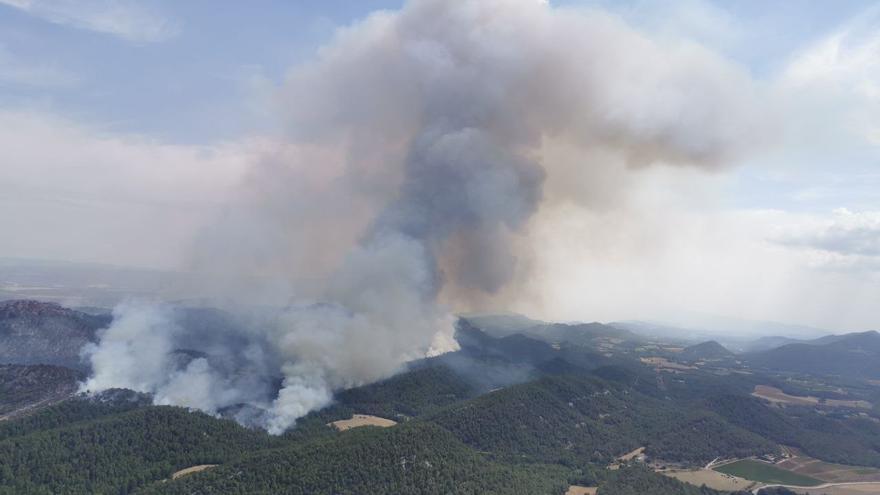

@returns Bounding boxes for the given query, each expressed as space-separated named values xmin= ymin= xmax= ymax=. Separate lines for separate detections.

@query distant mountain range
xmin=466 ymin=312 xmax=880 ymax=382
xmin=745 ymin=330 xmax=880 ymax=379
xmin=612 ymin=314 xmax=835 ymax=349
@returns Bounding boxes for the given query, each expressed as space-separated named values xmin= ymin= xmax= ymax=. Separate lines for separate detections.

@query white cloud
xmin=518 ymin=197 xmax=880 ymax=332
xmin=0 ymin=110 xmax=260 ymax=268
xmin=784 ymin=28 xmax=880 ymax=97
xmin=780 ymin=8 xmax=880 ymax=148
xmin=725 ymin=5 xmax=880 ymax=217
xmin=0 ymin=0 xmax=178 ymax=42
xmin=776 ymin=208 xmax=880 ymax=260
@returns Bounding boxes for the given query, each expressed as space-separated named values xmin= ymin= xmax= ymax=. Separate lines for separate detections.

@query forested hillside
xmin=707 ymin=395 xmax=880 ymax=466
xmin=0 ymin=364 xmax=80 ymax=419
xmin=746 ymin=331 xmax=880 ymax=379
xmin=334 ymin=364 xmax=477 ymax=419
xmin=3 ymin=307 xmax=880 ymax=494
xmin=0 ymin=300 xmax=109 ymax=369
xmin=143 ymin=422 xmax=573 ymax=495
xmin=432 ymin=374 xmax=776 ymax=465
xmin=0 ymin=404 xmax=278 ymax=494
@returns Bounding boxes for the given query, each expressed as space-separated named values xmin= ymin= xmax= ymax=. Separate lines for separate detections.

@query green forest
xmin=2 ymin=360 xmax=871 ymax=494
xmin=4 ymin=323 xmax=880 ymax=494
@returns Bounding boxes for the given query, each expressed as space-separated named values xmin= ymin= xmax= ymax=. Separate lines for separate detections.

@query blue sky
xmin=1 ymin=0 xmax=877 ymax=215
xmin=0 ymin=0 xmax=873 ymax=143
xmin=0 ymin=1 xmax=406 ymax=142
xmin=1 ymin=0 xmax=880 ymax=329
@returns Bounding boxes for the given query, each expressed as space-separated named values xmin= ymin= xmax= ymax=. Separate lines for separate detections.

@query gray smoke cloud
xmin=80 ymin=0 xmax=766 ymax=433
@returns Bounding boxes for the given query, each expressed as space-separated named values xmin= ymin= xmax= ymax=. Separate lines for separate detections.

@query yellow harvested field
xmin=171 ymin=464 xmax=217 ymax=480
xmin=662 ymin=469 xmax=756 ymax=491
xmin=329 ymin=414 xmax=397 ymax=431
xmin=798 ymin=483 xmax=880 ymax=494
xmin=565 ymin=486 xmax=597 ymax=495
xmin=752 ymin=386 xmax=871 ymax=409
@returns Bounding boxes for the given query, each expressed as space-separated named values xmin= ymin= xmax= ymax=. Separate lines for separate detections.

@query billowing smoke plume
xmin=81 ymin=0 xmax=765 ymax=433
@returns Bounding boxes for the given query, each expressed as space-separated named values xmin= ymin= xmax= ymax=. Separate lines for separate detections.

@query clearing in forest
xmin=751 ymin=386 xmax=870 ymax=409
xmin=329 ymin=414 xmax=397 ymax=431
xmin=565 ymin=486 xmax=597 ymax=495
xmin=617 ymin=447 xmax=645 ymax=462
xmin=661 ymin=468 xmax=756 ymax=491
xmin=171 ymin=464 xmax=217 ymax=480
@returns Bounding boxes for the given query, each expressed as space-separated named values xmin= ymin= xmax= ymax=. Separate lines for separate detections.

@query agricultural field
xmin=713 ymin=459 xmax=822 ymax=486
xmin=751 ymin=385 xmax=871 ymax=409
xmin=661 ymin=468 xmax=757 ymax=491
xmin=798 ymin=483 xmax=880 ymax=494
xmin=776 ymin=448 xmax=880 ymax=483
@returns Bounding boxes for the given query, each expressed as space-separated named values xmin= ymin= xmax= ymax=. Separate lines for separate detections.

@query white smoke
xmin=80 ymin=302 xmax=177 ymax=395
xmin=81 ymin=302 xmax=279 ymax=416
xmin=81 ymin=0 xmax=768 ymax=432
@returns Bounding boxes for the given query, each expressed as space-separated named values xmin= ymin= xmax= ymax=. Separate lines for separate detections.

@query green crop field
xmin=714 ymin=460 xmax=822 ymax=486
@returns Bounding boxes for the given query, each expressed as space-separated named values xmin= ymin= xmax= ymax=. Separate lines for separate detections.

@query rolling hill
xmin=0 ymin=300 xmax=109 ymax=369
xmin=679 ymin=341 xmax=735 ymax=362
xmin=746 ymin=331 xmax=880 ymax=379
xmin=0 ymin=364 xmax=81 ymax=420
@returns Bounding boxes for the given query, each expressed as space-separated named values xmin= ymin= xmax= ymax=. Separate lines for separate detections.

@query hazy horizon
xmin=0 ymin=256 xmax=859 ymax=339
